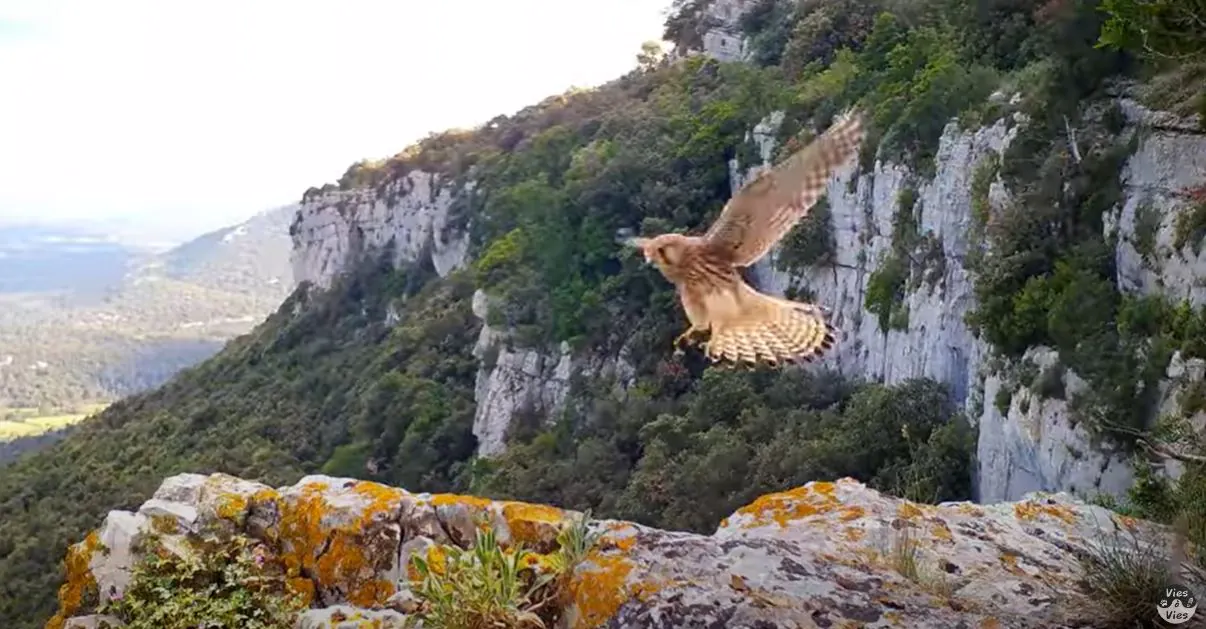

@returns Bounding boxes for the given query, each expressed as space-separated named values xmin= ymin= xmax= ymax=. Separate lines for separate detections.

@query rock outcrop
xmin=290 ymin=171 xmax=470 ymax=290
xmin=51 ymin=472 xmax=1177 ymax=629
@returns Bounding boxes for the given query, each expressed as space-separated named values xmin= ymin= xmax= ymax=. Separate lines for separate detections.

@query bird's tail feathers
xmin=705 ymin=287 xmax=837 ymax=365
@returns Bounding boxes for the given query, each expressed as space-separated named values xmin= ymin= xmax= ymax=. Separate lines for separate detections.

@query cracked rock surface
xmin=51 ymin=473 xmax=1174 ymax=628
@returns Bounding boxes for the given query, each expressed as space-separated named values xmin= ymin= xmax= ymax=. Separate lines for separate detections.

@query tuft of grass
xmin=885 ymin=524 xmax=958 ymax=600
xmin=890 ymin=524 xmax=920 ymax=580
xmin=1076 ymin=529 xmax=1180 ymax=629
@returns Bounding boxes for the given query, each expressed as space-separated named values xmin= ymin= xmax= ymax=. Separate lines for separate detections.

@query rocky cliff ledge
xmin=51 ymin=473 xmax=1176 ymax=628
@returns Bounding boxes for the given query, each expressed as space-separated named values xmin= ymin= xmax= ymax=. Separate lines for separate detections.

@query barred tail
xmin=705 ymin=286 xmax=837 ymax=366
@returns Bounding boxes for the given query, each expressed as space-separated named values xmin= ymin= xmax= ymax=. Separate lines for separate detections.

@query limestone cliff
xmin=51 ymin=472 xmax=1180 ymax=629
xmin=727 ymin=99 xmax=1206 ymax=504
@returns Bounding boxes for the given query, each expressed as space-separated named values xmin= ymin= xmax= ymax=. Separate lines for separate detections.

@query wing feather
xmin=703 ymin=109 xmax=865 ymax=267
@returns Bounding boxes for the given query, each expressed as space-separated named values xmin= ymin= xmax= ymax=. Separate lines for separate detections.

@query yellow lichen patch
xmin=733 ymin=484 xmax=842 ymax=528
xmin=216 ymin=492 xmax=250 ymax=522
xmin=287 ymin=577 xmax=316 ymax=607
xmin=998 ymin=552 xmax=1025 ymax=577
xmin=629 ymin=578 xmax=666 ymax=603
xmin=955 ymin=503 xmax=986 ymax=517
xmin=45 ymin=530 xmax=101 ymax=629
xmin=276 ymin=480 xmax=402 ymax=609
xmin=812 ymin=481 xmax=837 ymax=497
xmin=843 ymin=527 xmax=866 ymax=542
xmin=602 ymin=523 xmax=639 ymax=552
xmin=1013 ymin=500 xmax=1078 ymax=525
xmin=838 ymin=506 xmax=865 ymax=522
xmin=502 ymin=501 xmax=567 ymax=546
xmin=315 ymin=534 xmax=396 ymax=607
xmin=930 ymin=520 xmax=954 ymax=542
xmin=430 ymin=492 xmax=495 ymax=509
xmin=351 ymin=481 xmax=407 ymax=519
xmin=897 ymin=502 xmax=923 ymax=520
xmin=883 ymin=610 xmax=903 ymax=625
xmin=423 ymin=545 xmax=447 ymax=577
xmin=569 ymin=552 xmax=636 ymax=629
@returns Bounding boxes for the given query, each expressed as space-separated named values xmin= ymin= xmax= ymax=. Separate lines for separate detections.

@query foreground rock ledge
xmin=49 ymin=473 xmax=1161 ymax=628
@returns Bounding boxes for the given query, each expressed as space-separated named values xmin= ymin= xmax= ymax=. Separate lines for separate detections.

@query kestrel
xmin=624 ymin=109 xmax=864 ymax=365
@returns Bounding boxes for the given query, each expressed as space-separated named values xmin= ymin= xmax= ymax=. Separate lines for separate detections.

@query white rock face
xmin=752 ymin=117 xmax=1016 ymax=413
xmin=289 ymin=171 xmax=469 ymax=289
xmin=700 ymin=0 xmax=753 ymax=61
xmin=1108 ymin=99 xmax=1206 ymax=306
xmin=470 ymin=290 xmax=575 ymax=457
xmin=742 ymin=105 xmax=1206 ymax=504
xmin=976 ymin=347 xmax=1134 ymax=502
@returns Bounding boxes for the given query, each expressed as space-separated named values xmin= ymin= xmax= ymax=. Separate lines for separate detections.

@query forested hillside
xmin=0 ymin=206 xmax=294 ymax=415
xmin=4 ymin=0 xmax=1204 ymax=627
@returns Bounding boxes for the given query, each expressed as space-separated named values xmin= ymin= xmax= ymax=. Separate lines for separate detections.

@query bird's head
xmin=622 ymin=232 xmax=690 ymax=272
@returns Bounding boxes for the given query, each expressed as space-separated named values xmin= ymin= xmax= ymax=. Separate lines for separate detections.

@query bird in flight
xmin=623 ymin=110 xmax=865 ymax=366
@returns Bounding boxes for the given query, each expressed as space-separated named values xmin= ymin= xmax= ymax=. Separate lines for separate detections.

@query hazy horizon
xmin=0 ymin=0 xmax=669 ymax=242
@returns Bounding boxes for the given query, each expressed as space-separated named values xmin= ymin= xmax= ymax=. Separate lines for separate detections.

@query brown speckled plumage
xmin=625 ymin=110 xmax=864 ymax=366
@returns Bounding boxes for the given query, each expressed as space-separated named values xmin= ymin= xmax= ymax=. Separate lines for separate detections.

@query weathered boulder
xmin=51 ymin=473 xmax=1174 ymax=629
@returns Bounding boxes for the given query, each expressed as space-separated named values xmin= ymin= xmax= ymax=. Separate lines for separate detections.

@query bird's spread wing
xmin=703 ymin=109 xmax=865 ymax=268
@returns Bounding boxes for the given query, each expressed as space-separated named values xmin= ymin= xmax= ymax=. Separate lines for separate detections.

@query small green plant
xmin=406 ymin=512 xmax=601 ymax=629
xmin=1172 ymin=200 xmax=1206 ymax=256
xmin=1132 ymin=201 xmax=1161 ymax=265
xmin=98 ymin=534 xmax=304 ymax=629
xmin=1032 ymin=362 xmax=1067 ymax=400
xmin=865 ymin=256 xmax=908 ymax=332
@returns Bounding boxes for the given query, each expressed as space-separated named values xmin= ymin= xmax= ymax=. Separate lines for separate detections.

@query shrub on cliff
xmin=406 ymin=513 xmax=600 ymax=628
xmin=98 ymin=533 xmax=305 ymax=629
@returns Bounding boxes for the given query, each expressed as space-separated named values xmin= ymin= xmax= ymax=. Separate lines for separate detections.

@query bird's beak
xmin=621 ymin=236 xmax=652 ymax=264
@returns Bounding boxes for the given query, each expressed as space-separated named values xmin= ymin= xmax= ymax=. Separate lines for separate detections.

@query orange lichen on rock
xmin=287 ymin=576 xmax=317 ymax=607
xmin=276 ymin=479 xmax=404 ymax=609
xmin=502 ymin=501 xmax=567 ymax=546
xmin=430 ymin=492 xmax=494 ymax=510
xmin=568 ymin=552 xmax=636 ymax=629
xmin=1013 ymin=500 xmax=1078 ymax=525
xmin=956 ymin=503 xmax=986 ymax=517
xmin=216 ymin=492 xmax=250 ymax=522
xmin=897 ymin=502 xmax=924 ymax=520
xmin=998 ymin=552 xmax=1025 ymax=577
xmin=1114 ymin=514 xmax=1139 ymax=531
xmin=839 ymin=506 xmax=865 ymax=521
xmin=732 ymin=483 xmax=842 ymax=528
xmin=603 ymin=522 xmax=639 ymax=552
xmin=45 ymin=530 xmax=101 ymax=629
xmin=844 ymin=526 xmax=866 ymax=542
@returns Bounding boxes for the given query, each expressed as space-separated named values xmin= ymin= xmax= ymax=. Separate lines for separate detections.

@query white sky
xmin=0 ymin=0 xmax=669 ymax=236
